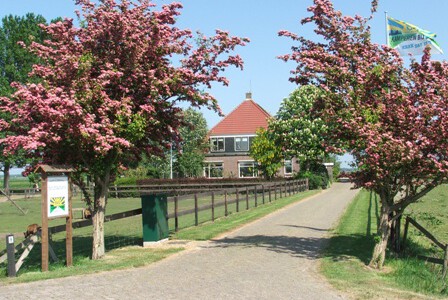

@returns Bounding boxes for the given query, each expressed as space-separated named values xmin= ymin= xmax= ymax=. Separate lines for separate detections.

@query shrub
xmin=297 ymin=171 xmax=328 ymax=190
xmin=295 ymin=162 xmax=330 ymax=190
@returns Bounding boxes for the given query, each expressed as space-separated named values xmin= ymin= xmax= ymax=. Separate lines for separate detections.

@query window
xmin=284 ymin=160 xmax=293 ymax=175
xmin=204 ymin=162 xmax=223 ymax=178
xmin=238 ymin=161 xmax=258 ymax=178
xmin=235 ymin=137 xmax=249 ymax=151
xmin=210 ymin=137 xmax=224 ymax=152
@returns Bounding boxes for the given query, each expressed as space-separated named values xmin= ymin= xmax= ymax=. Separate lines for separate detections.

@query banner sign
xmin=387 ymin=16 xmax=443 ymax=56
xmin=47 ymin=176 xmax=69 ymax=218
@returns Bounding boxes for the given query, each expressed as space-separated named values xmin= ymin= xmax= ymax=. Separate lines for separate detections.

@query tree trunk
xmin=91 ymin=194 xmax=106 ymax=259
xmin=369 ymin=202 xmax=392 ymax=269
xmin=3 ymin=162 xmax=11 ymax=195
xmin=389 ymin=212 xmax=402 ymax=253
xmin=91 ymin=168 xmax=111 ymax=260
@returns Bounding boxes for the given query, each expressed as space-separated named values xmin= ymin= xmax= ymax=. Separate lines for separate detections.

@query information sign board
xmin=47 ymin=176 xmax=69 ymax=218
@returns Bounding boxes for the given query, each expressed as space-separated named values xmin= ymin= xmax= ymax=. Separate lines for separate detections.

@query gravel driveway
xmin=0 ymin=183 xmax=359 ymax=300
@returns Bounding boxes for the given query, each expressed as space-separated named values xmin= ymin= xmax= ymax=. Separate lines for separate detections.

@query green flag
xmin=387 ymin=16 xmax=443 ymax=56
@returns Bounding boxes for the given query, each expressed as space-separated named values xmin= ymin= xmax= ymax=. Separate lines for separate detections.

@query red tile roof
xmin=209 ymin=97 xmax=271 ymax=136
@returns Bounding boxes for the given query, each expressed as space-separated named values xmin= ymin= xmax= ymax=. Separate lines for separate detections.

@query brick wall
xmin=204 ymin=155 xmax=301 ymax=178
xmin=204 ymin=155 xmax=253 ymax=178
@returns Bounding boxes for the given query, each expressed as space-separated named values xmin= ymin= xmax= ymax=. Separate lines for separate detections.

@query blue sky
xmin=2 ymin=0 xmax=448 ymax=170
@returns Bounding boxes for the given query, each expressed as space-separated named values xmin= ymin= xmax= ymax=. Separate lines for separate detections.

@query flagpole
xmin=384 ymin=11 xmax=388 ymax=46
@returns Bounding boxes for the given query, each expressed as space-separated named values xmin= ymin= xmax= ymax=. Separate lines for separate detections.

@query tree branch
xmin=390 ymin=180 xmax=440 ymax=212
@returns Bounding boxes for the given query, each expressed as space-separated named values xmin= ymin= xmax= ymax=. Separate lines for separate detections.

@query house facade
xmin=203 ymin=93 xmax=300 ymax=178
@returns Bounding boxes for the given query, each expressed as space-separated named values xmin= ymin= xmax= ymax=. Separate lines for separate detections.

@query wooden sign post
xmin=36 ymin=165 xmax=74 ymax=272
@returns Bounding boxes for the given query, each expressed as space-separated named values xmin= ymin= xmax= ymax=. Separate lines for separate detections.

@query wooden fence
xmin=0 ymin=208 xmax=143 ymax=271
xmin=402 ymin=216 xmax=448 ymax=279
xmin=3 ymin=179 xmax=308 ymax=200
xmin=161 ymin=179 xmax=308 ymax=231
xmin=2 ymin=188 xmax=39 ymax=198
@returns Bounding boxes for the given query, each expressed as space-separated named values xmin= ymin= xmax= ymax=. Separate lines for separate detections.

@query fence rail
xmin=2 ymin=179 xmax=306 ymax=198
xmin=403 ymin=216 xmax=448 ymax=279
xmin=161 ymin=179 xmax=308 ymax=232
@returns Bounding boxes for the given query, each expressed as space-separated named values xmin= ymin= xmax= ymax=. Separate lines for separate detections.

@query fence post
xmin=174 ymin=196 xmax=179 ymax=232
xmin=262 ymin=185 xmax=265 ymax=204
xmin=236 ymin=188 xmax=239 ymax=212
xmin=211 ymin=191 xmax=215 ymax=222
xmin=246 ymin=187 xmax=249 ymax=210
xmin=194 ymin=193 xmax=198 ymax=226
xmin=254 ymin=186 xmax=258 ymax=207
xmin=443 ymin=244 xmax=448 ymax=280
xmin=274 ymin=183 xmax=277 ymax=200
xmin=41 ymin=172 xmax=49 ymax=272
xmin=269 ymin=185 xmax=272 ymax=202
xmin=224 ymin=191 xmax=228 ymax=217
xmin=402 ymin=217 xmax=410 ymax=253
xmin=6 ymin=234 xmax=16 ymax=277
xmin=66 ymin=180 xmax=73 ymax=267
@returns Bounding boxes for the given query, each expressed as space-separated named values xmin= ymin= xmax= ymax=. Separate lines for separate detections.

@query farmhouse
xmin=203 ymin=92 xmax=299 ymax=178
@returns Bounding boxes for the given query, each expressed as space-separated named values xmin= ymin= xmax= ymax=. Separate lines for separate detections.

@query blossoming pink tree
xmin=279 ymin=0 xmax=448 ymax=268
xmin=0 ymin=0 xmax=248 ymax=259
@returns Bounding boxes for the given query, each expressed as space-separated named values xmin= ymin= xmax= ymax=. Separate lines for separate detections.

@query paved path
xmin=0 ymin=183 xmax=359 ymax=300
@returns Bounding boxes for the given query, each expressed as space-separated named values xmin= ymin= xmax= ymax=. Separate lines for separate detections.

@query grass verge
xmin=171 ymin=189 xmax=319 ymax=240
xmin=321 ymin=188 xmax=448 ymax=299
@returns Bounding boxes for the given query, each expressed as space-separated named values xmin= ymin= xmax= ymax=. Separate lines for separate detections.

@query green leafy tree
xmin=249 ymin=128 xmax=283 ymax=179
xmin=326 ymin=155 xmax=341 ymax=180
xmin=144 ymin=154 xmax=171 ymax=179
xmin=269 ymin=86 xmax=328 ymax=170
xmin=121 ymin=108 xmax=208 ymax=179
xmin=175 ymin=108 xmax=208 ymax=178
xmin=0 ymin=13 xmax=48 ymax=192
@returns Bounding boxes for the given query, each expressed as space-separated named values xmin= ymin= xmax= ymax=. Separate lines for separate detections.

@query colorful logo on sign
xmin=50 ymin=197 xmax=66 ymax=213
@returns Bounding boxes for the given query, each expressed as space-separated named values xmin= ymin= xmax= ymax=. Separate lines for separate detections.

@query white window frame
xmin=203 ymin=161 xmax=224 ymax=178
xmin=238 ymin=160 xmax=258 ymax=178
xmin=234 ymin=136 xmax=249 ymax=152
xmin=284 ymin=159 xmax=293 ymax=176
xmin=210 ymin=137 xmax=225 ymax=152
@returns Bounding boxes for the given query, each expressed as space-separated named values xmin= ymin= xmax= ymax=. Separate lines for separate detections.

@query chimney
xmin=245 ymin=92 xmax=252 ymax=100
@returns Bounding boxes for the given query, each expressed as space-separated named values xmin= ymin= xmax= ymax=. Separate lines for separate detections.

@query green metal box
xmin=141 ymin=194 xmax=169 ymax=246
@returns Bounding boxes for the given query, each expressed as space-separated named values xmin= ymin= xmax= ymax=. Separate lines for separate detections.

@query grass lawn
xmin=0 ymin=187 xmax=319 ymax=284
xmin=0 ymin=175 xmax=32 ymax=189
xmin=321 ymin=186 xmax=448 ymax=299
xmin=171 ymin=189 xmax=318 ymax=240
xmin=0 ymin=194 xmax=141 ymax=240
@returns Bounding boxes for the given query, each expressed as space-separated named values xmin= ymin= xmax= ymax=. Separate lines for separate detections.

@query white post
xmin=385 ymin=11 xmax=389 ymax=46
